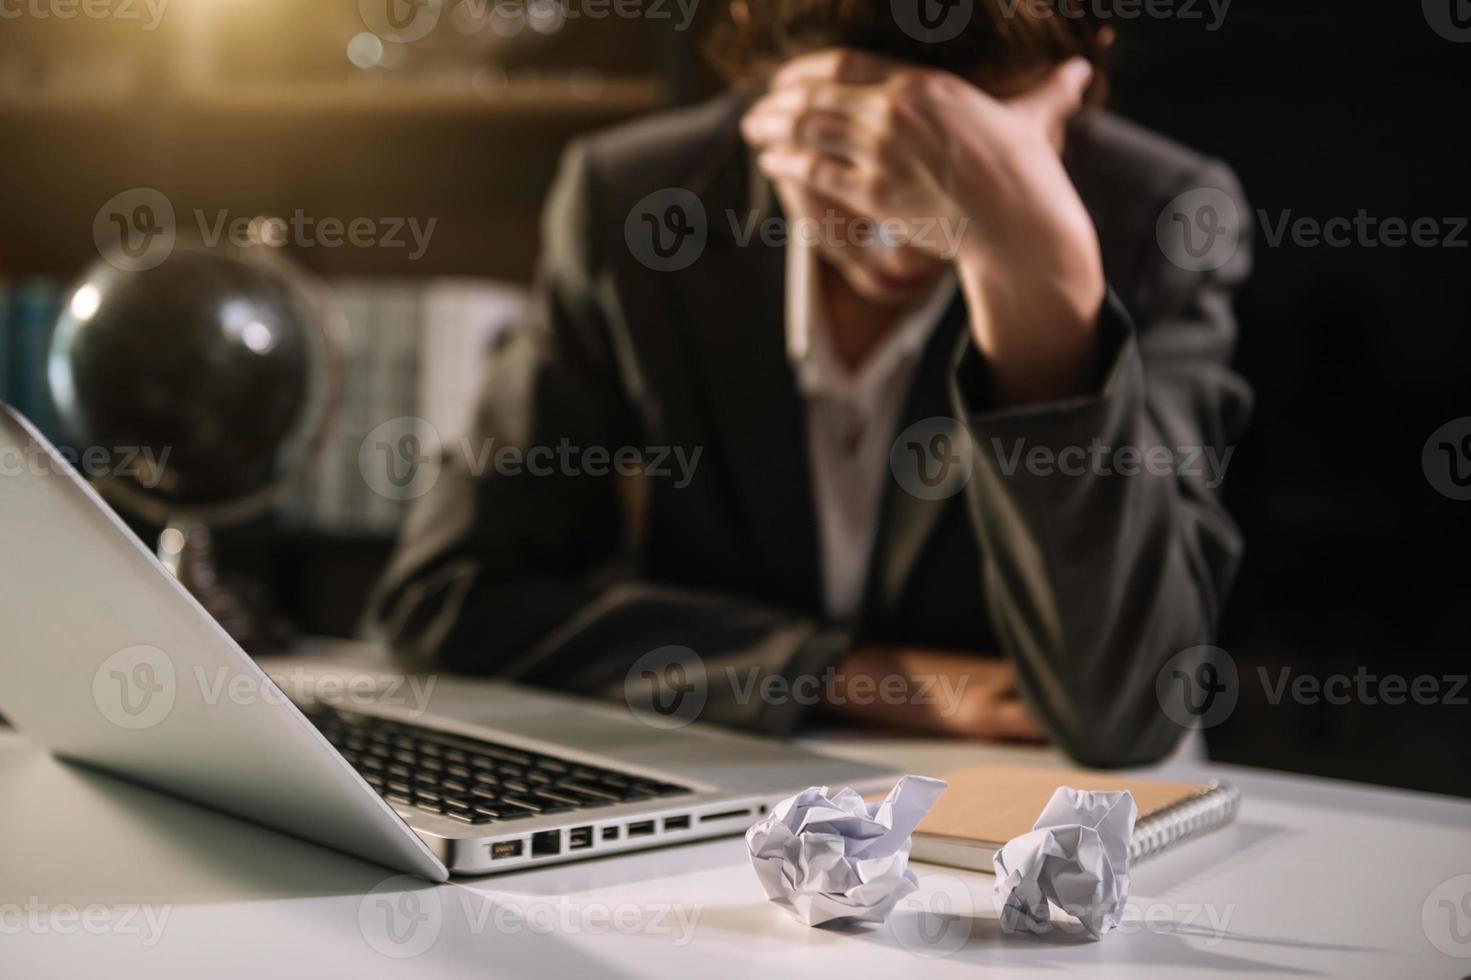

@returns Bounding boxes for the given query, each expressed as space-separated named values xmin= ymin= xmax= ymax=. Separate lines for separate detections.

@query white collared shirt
xmin=785 ymin=242 xmax=957 ymax=620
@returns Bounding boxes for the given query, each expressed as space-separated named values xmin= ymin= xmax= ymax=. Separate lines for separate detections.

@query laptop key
xmin=532 ymin=788 xmax=587 ymax=808
xmin=480 ymin=746 xmax=533 ymax=767
xmin=301 ymin=706 xmax=695 ymax=816
xmin=556 ymin=781 xmax=620 ymax=802
xmin=549 ymin=786 xmax=614 ymax=808
xmin=500 ymin=796 xmax=551 ymax=814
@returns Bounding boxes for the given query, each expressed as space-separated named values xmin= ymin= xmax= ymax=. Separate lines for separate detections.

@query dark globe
xmin=50 ymin=248 xmax=329 ymax=523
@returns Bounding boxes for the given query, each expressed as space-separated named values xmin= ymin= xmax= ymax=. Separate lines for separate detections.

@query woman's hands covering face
xmin=742 ymin=49 xmax=1107 ymax=404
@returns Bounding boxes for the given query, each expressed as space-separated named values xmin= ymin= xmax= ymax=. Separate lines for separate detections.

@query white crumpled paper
xmin=746 ymin=775 xmax=947 ymax=927
xmin=992 ymin=787 xmax=1138 ymax=939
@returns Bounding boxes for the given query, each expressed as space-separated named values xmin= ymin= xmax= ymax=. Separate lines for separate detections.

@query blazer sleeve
xmin=371 ymin=141 xmax=851 ymax=733
xmin=950 ymin=159 xmax=1254 ymax=768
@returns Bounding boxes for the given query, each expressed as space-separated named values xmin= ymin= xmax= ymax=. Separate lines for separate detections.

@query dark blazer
xmin=373 ymin=94 xmax=1253 ymax=768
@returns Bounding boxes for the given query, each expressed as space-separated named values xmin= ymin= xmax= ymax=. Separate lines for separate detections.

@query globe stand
xmin=157 ymin=517 xmax=287 ymax=653
xmin=49 ymin=244 xmax=338 ymax=658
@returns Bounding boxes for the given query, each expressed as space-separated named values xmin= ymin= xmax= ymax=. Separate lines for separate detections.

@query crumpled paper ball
xmin=746 ymin=775 xmax=948 ymax=927
xmin=992 ymin=787 xmax=1138 ymax=939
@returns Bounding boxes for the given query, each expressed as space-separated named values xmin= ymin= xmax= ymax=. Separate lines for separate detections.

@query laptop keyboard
xmin=303 ymin=705 xmax=692 ymax=826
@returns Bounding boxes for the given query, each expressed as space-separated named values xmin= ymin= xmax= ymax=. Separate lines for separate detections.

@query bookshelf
xmin=1 ymin=0 xmax=694 ymax=640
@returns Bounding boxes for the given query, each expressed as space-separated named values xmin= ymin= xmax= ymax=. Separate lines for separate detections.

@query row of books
xmin=285 ymin=278 xmax=526 ymax=534
xmin=0 ymin=274 xmax=525 ymax=536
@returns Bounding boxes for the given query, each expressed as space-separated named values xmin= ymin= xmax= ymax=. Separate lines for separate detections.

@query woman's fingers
xmin=742 ymin=83 xmax=888 ymax=161
xmin=756 ymin=146 xmax=870 ymax=212
xmin=770 ymin=47 xmax=897 ymax=88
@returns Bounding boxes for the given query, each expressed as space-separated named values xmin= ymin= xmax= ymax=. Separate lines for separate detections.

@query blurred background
xmin=3 ymin=0 xmax=1467 ymax=796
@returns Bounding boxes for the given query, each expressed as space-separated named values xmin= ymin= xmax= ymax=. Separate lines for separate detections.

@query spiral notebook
xmin=910 ymin=764 xmax=1242 ymax=872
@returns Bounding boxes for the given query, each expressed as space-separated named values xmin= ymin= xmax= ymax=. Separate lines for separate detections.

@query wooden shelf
xmin=0 ymin=77 xmax=662 ymax=119
xmin=190 ymin=77 xmax=661 ymax=115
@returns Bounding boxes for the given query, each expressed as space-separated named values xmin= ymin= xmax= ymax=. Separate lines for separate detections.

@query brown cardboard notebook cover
xmin=909 ymin=764 xmax=1238 ymax=872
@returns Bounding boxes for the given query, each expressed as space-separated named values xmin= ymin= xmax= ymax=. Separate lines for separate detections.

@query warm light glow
xmin=347 ymin=32 xmax=385 ymax=69
xmin=159 ymin=527 xmax=186 ymax=555
xmin=69 ymin=283 xmax=101 ymax=322
xmin=527 ymin=0 xmax=565 ymax=34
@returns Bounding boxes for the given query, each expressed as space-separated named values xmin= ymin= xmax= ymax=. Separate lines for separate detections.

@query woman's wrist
xmin=956 ymin=233 xmax=1104 ymax=406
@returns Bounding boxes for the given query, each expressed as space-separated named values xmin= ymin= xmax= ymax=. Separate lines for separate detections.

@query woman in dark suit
xmin=375 ymin=0 xmax=1251 ymax=767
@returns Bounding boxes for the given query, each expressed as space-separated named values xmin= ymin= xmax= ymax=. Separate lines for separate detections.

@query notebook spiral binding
xmin=1130 ymin=780 xmax=1241 ymax=863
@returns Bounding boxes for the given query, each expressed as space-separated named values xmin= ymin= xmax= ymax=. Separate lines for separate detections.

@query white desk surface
xmin=2 ymin=714 xmax=1469 ymax=978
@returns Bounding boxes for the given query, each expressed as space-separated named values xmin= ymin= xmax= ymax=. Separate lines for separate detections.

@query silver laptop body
xmin=0 ymin=404 xmax=897 ymax=878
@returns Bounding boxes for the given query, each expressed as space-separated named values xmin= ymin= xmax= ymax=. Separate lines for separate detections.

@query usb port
xmin=663 ymin=815 xmax=690 ymax=831
xmin=601 ymin=826 xmax=620 ymax=841
xmin=532 ymin=830 xmax=561 ymax=856
xmin=569 ymin=826 xmax=594 ymax=850
xmin=491 ymin=840 xmax=524 ymax=860
xmin=627 ymin=820 xmax=655 ymax=838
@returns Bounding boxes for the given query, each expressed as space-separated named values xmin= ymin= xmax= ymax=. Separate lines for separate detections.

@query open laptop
xmin=0 ymin=405 xmax=897 ymax=880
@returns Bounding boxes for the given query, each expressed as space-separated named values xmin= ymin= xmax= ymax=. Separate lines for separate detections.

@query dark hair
xmin=708 ymin=0 xmax=1108 ymax=96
